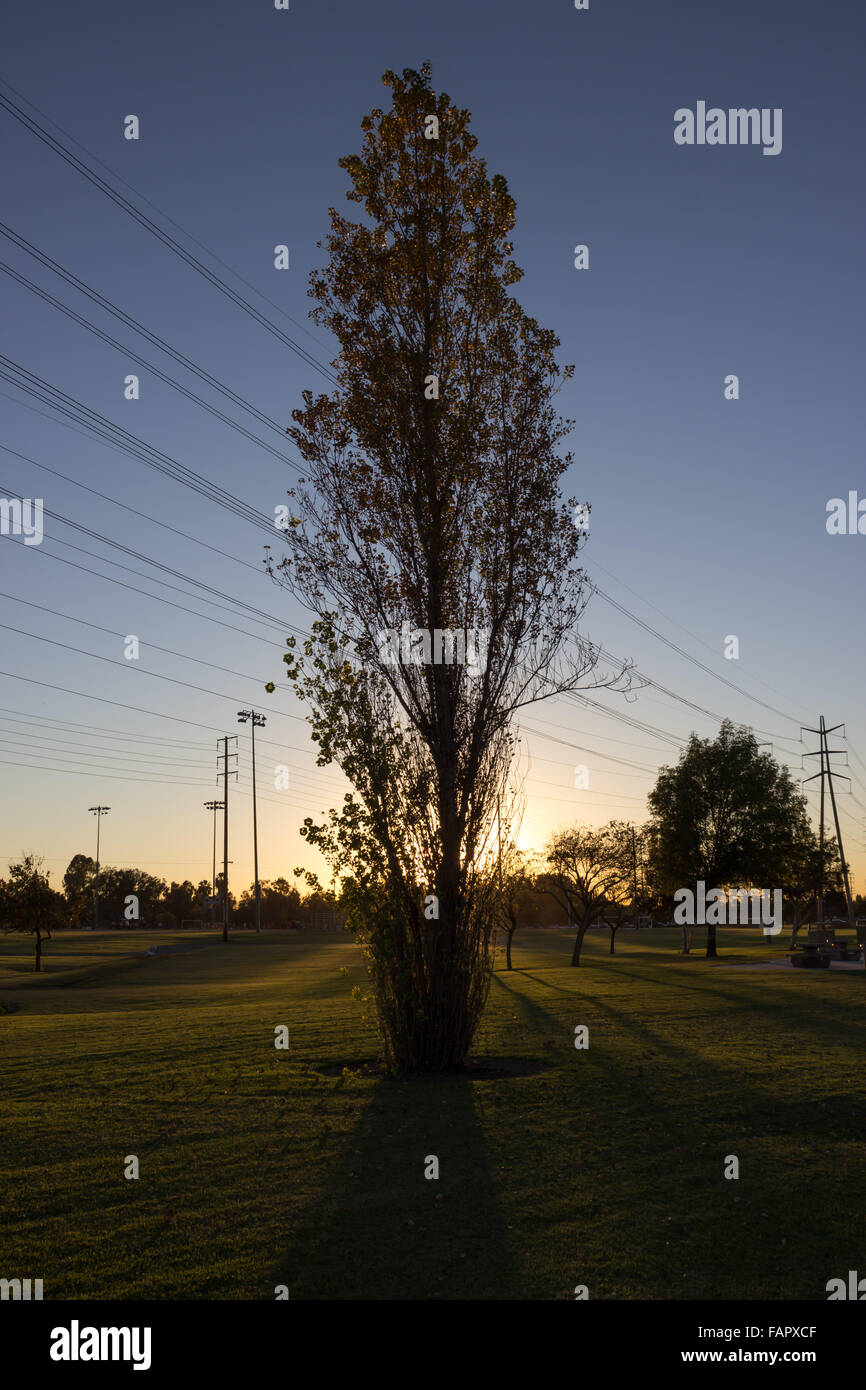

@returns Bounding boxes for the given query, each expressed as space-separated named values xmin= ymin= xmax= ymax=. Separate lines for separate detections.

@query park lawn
xmin=0 ymin=929 xmax=215 ymax=988
xmin=0 ymin=927 xmax=864 ymax=1300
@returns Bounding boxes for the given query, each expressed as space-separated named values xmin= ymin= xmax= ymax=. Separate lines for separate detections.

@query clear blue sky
xmin=2 ymin=0 xmax=865 ymax=895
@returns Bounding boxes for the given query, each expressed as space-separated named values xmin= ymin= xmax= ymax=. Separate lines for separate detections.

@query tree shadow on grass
xmin=598 ymin=959 xmax=866 ymax=1052
xmin=273 ymin=1070 xmax=520 ymax=1300
xmin=492 ymin=970 xmax=566 ymax=1034
xmin=516 ymin=968 xmax=866 ymax=1298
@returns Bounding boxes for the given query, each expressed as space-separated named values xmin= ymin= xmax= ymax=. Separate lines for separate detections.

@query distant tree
xmin=3 ymin=853 xmax=63 ymax=972
xmin=212 ymin=873 xmax=236 ymax=924
xmin=783 ymin=826 xmax=843 ymax=946
xmin=63 ymin=853 xmax=96 ymax=928
xmin=602 ymin=900 xmax=631 ymax=955
xmin=97 ymin=868 xmax=166 ymax=926
xmin=647 ymin=720 xmax=811 ymax=959
xmin=239 ymin=877 xmax=303 ymax=929
xmin=602 ymin=825 xmax=655 ymax=955
xmin=496 ymin=845 xmax=537 ymax=970
xmin=162 ymin=880 xmax=197 ymax=927
xmin=192 ymin=880 xmax=212 ymax=918
xmin=543 ymin=821 xmax=635 ymax=966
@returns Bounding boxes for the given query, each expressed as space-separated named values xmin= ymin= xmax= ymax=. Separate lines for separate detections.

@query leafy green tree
xmin=3 ymin=853 xmax=63 ymax=972
xmin=542 ymin=821 xmax=635 ymax=966
xmin=266 ymin=64 xmax=620 ymax=1072
xmin=647 ymin=720 xmax=811 ymax=958
xmin=97 ymin=868 xmax=166 ymax=926
xmin=63 ymin=853 xmax=96 ymax=928
xmin=192 ymin=880 xmax=212 ymax=918
xmin=162 ymin=880 xmax=197 ymax=927
xmin=238 ymin=877 xmax=303 ymax=929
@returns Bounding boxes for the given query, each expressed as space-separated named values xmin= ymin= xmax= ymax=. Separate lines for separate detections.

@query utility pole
xmin=496 ymin=791 xmax=503 ymax=896
xmin=631 ymin=824 xmax=639 ymax=932
xmin=803 ymin=717 xmax=857 ymax=944
xmin=821 ymin=720 xmax=857 ymax=941
xmin=203 ymin=800 xmax=224 ymax=926
xmin=238 ymin=710 xmax=266 ymax=933
xmin=88 ymin=806 xmax=110 ymax=931
xmin=216 ymin=737 xmax=237 ymax=942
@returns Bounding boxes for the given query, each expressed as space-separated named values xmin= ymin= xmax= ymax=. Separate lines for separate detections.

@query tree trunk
xmin=681 ymin=923 xmax=691 ymax=954
xmin=705 ymin=920 xmax=718 ymax=959
xmin=609 ymin=927 xmax=616 ymax=955
xmin=506 ymin=929 xmax=513 ymax=971
xmin=34 ymin=930 xmax=42 ymax=973
xmin=571 ymin=920 xmax=588 ymax=966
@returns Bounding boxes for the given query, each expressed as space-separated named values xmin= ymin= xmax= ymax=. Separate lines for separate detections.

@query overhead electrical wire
xmin=0 ymin=89 xmax=339 ymax=384
xmin=0 ymin=78 xmax=332 ymax=354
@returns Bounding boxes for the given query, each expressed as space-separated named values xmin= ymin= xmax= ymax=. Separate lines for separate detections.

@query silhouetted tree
xmin=543 ymin=822 xmax=635 ymax=966
xmin=267 ymin=63 xmax=625 ymax=1072
xmin=3 ymin=853 xmax=63 ymax=972
xmin=648 ymin=721 xmax=811 ymax=958
xmin=63 ymin=853 xmax=96 ymax=928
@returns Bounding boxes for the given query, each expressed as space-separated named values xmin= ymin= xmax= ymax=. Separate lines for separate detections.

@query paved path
xmin=718 ymin=959 xmax=864 ymax=971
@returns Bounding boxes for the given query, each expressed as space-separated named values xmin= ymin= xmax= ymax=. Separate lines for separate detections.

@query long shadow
xmin=273 ymin=1070 xmax=520 ymax=1300
xmin=535 ymin=980 xmax=866 ymax=1298
xmin=492 ymin=970 xmax=564 ymax=1034
xmin=600 ymin=959 xmax=866 ymax=1050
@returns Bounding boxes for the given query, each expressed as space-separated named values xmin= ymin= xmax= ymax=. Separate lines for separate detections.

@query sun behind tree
xmin=268 ymin=63 xmax=624 ymax=1073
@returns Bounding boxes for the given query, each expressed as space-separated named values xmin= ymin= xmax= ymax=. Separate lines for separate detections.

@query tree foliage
xmin=2 ymin=852 xmax=63 ymax=972
xmin=266 ymin=63 xmax=622 ymax=1071
xmin=542 ymin=821 xmax=638 ymax=966
xmin=647 ymin=720 xmax=811 ymax=957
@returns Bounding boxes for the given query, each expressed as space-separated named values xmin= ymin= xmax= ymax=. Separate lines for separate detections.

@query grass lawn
xmin=1 ymin=926 xmax=864 ymax=1300
xmin=0 ymin=929 xmax=213 ymax=988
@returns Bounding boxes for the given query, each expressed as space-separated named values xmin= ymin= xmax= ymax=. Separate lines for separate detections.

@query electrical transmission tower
xmin=802 ymin=717 xmax=858 ymax=943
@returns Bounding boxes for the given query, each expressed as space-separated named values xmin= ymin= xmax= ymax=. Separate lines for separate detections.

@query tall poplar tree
xmin=268 ymin=64 xmax=619 ymax=1072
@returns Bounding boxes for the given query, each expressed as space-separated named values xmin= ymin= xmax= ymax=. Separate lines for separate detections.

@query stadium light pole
xmin=237 ymin=710 xmax=266 ymax=933
xmin=88 ymin=806 xmax=110 ymax=931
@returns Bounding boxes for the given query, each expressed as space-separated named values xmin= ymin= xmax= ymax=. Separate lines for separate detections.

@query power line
xmin=4 ymin=533 xmax=290 ymax=645
xmin=0 ymin=487 xmax=296 ymax=634
xmin=591 ymin=583 xmax=803 ymax=727
xmin=0 ymin=681 xmax=349 ymax=784
xmin=0 ymin=357 xmax=277 ymax=533
xmin=0 ymin=618 xmax=304 ymax=723
xmin=0 ymin=732 xmax=208 ymax=767
xmin=0 ymin=89 xmax=338 ymax=383
xmin=0 ymin=222 xmax=301 ymax=443
xmin=0 ymin=257 xmax=304 ymax=471
xmin=0 ymin=590 xmax=290 ymax=691
xmin=0 ymin=80 xmax=332 ymax=354
xmin=0 ymin=707 xmax=210 ymax=747
xmin=1 ymin=442 xmax=275 ymax=580
xmin=0 ymin=756 xmax=214 ymax=786
xmin=588 ymin=555 xmax=813 ymax=720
